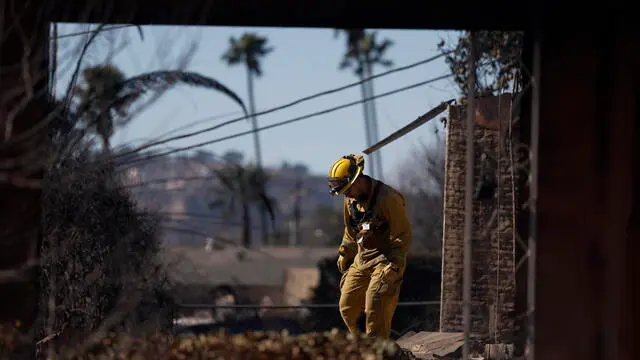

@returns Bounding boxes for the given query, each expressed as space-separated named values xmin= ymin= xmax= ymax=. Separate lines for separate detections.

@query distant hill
xmin=119 ymin=154 xmax=341 ymax=248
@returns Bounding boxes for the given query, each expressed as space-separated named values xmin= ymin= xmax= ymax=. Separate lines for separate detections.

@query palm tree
xmin=221 ymin=33 xmax=273 ymax=168
xmin=210 ymin=161 xmax=276 ymax=249
xmin=72 ymin=64 xmax=127 ymax=152
xmin=335 ymin=29 xmax=394 ymax=180
xmin=221 ymin=32 xmax=274 ymax=245
xmin=72 ymin=65 xmax=249 ymax=154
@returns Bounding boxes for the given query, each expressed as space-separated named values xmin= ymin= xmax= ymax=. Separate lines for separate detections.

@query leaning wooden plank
xmin=363 ymin=99 xmax=454 ymax=155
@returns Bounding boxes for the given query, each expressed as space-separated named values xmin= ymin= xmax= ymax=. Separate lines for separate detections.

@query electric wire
xmin=117 ymin=74 xmax=453 ymax=167
xmin=151 ymin=110 xmax=245 ymax=143
xmin=111 ymin=52 xmax=452 ymax=160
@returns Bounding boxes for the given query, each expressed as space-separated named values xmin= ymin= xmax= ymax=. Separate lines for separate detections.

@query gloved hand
xmin=337 ymin=255 xmax=352 ymax=273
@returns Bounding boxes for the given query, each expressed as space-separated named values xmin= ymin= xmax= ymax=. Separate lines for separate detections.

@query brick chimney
xmin=439 ymin=94 xmax=517 ymax=343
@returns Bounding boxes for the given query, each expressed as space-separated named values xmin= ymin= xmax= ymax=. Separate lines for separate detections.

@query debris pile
xmin=1 ymin=324 xmax=418 ymax=360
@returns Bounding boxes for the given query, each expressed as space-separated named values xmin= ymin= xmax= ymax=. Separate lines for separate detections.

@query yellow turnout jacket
xmin=338 ymin=178 xmax=412 ymax=270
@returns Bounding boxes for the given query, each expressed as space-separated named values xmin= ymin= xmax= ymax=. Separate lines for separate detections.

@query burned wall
xmin=439 ymin=95 xmax=516 ymax=343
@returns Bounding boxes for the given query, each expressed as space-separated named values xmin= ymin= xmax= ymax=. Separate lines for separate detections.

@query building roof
xmin=161 ymin=246 xmax=337 ymax=287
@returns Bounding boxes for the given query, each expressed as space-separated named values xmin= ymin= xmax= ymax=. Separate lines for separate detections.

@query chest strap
xmin=347 ymin=181 xmax=383 ymax=230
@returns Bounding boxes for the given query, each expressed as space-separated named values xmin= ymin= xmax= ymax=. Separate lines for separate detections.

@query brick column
xmin=439 ymin=96 xmax=516 ymax=343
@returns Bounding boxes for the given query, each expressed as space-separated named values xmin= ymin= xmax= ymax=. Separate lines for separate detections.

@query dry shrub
xmin=1 ymin=324 xmax=419 ymax=359
xmin=58 ymin=329 xmax=417 ymax=360
xmin=37 ymin=151 xmax=175 ymax=350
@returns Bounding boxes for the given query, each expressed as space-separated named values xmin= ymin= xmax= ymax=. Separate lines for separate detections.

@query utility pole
xmin=364 ymin=57 xmax=384 ymax=180
xmin=359 ymin=70 xmax=376 ymax=178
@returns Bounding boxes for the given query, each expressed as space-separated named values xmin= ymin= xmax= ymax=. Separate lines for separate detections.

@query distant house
xmin=161 ymin=245 xmax=338 ymax=316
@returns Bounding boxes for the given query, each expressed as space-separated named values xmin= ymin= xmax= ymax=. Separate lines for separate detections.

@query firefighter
xmin=327 ymin=154 xmax=412 ymax=339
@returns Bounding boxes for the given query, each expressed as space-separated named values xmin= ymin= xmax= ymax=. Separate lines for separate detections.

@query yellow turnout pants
xmin=339 ymin=261 xmax=404 ymax=339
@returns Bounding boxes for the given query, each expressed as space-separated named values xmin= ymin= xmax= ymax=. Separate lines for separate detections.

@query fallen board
xmin=397 ymin=332 xmax=470 ymax=359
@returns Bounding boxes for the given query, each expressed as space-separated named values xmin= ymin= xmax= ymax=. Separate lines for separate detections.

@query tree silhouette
xmin=73 ymin=65 xmax=248 ymax=154
xmin=210 ymin=162 xmax=276 ymax=249
xmin=221 ymin=32 xmax=274 ymax=245
xmin=334 ymin=29 xmax=394 ymax=179
xmin=438 ymin=31 xmax=524 ymax=97
xmin=72 ymin=64 xmax=127 ymax=152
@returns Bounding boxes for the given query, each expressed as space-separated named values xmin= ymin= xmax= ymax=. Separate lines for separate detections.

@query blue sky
xmin=54 ymin=24 xmax=461 ymax=184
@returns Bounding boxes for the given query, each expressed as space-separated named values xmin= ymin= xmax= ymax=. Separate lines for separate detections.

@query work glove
xmin=337 ymin=255 xmax=352 ymax=273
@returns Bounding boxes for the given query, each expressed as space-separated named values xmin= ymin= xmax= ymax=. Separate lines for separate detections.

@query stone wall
xmin=439 ymin=95 xmax=516 ymax=343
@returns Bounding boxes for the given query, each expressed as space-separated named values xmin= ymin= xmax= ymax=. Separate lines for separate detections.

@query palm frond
xmin=261 ymin=46 xmax=275 ymax=56
xmin=222 ymin=52 xmax=243 ymax=64
xmin=222 ymin=38 xmax=244 ymax=64
xmin=111 ymin=92 xmax=141 ymax=118
xmin=376 ymin=39 xmax=394 ymax=55
xmin=111 ymin=71 xmax=249 ymax=118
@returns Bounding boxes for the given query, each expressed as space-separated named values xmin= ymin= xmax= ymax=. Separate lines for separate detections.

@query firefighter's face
xmin=345 ymin=178 xmax=367 ymax=202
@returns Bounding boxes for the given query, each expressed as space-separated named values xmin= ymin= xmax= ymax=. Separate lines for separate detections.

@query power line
xmin=151 ymin=111 xmax=245 ymax=143
xmin=112 ymin=52 xmax=451 ymax=160
xmin=121 ymin=110 xmax=244 ymax=151
xmin=118 ymin=74 xmax=453 ymax=167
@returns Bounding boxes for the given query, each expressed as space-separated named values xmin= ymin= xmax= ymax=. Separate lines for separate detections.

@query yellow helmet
xmin=328 ymin=154 xmax=364 ymax=195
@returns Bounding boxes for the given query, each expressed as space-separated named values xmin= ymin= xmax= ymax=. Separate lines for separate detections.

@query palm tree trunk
xmin=246 ymin=68 xmax=269 ymax=246
xmin=242 ymin=202 xmax=251 ymax=248
xmin=246 ymin=69 xmax=262 ymax=168
xmin=359 ymin=71 xmax=376 ymax=178
xmin=364 ymin=58 xmax=384 ymax=180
